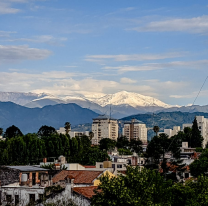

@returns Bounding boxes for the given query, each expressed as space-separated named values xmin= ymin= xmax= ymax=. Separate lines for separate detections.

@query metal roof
xmin=6 ymin=166 xmax=49 ymax=172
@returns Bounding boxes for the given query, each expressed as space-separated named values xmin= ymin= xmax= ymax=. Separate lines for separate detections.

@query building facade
xmin=122 ymin=119 xmax=147 ymax=143
xmin=91 ymin=115 xmax=118 ymax=145
xmin=158 ymin=126 xmax=181 ymax=138
xmin=57 ymin=127 xmax=89 ymax=138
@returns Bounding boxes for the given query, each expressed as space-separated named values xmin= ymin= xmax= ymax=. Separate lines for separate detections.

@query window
xmin=6 ymin=195 xmax=12 ymax=204
xmin=117 ymin=164 xmax=122 ymax=168
xmin=185 ymin=173 xmax=189 ymax=178
xmin=39 ymin=194 xmax=43 ymax=203
xmin=15 ymin=195 xmax=19 ymax=206
xmin=100 ymin=165 xmax=103 ymax=168
xmin=29 ymin=194 xmax=35 ymax=203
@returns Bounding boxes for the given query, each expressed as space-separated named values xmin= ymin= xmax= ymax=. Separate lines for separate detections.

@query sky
xmin=1 ymin=0 xmax=208 ymax=106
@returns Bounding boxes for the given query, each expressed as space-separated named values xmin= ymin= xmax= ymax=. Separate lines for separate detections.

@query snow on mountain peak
xmin=91 ymin=91 xmax=171 ymax=108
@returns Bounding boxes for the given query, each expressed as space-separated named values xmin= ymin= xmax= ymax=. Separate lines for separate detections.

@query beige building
xmin=91 ymin=115 xmax=118 ymax=145
xmin=122 ymin=119 xmax=147 ymax=144
xmin=158 ymin=126 xmax=181 ymax=138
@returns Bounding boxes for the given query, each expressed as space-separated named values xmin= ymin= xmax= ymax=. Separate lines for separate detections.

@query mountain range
xmin=0 ymin=91 xmax=208 ymax=119
xmin=0 ymin=91 xmax=172 ymax=118
xmin=0 ymin=102 xmax=98 ymax=134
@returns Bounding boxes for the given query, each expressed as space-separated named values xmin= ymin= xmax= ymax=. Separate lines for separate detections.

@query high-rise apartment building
xmin=91 ymin=115 xmax=118 ymax=145
xmin=122 ymin=119 xmax=147 ymax=144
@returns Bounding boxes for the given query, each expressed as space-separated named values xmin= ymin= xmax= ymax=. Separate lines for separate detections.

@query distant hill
xmin=0 ymin=102 xmax=98 ymax=134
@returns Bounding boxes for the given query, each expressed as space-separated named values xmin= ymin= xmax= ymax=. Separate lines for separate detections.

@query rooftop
xmin=93 ymin=114 xmax=117 ymax=121
xmin=52 ymin=170 xmax=103 ymax=184
xmin=6 ymin=166 xmax=48 ymax=172
xmin=73 ymin=186 xmax=98 ymax=199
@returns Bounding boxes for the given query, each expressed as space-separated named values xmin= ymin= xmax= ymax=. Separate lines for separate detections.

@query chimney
xmin=43 ymin=158 xmax=47 ymax=163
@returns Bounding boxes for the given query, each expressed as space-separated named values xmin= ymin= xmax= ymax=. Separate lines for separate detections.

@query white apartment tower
xmin=91 ymin=115 xmax=118 ymax=145
xmin=122 ymin=119 xmax=147 ymax=144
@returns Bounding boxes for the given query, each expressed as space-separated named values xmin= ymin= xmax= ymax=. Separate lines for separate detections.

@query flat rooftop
xmin=6 ymin=166 xmax=48 ymax=172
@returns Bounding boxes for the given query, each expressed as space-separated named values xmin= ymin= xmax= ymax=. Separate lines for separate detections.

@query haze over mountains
xmin=0 ymin=91 xmax=208 ymax=118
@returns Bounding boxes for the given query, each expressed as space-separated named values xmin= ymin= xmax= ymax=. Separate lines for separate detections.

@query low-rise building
xmin=0 ymin=166 xmax=51 ymax=205
xmin=57 ymin=127 xmax=89 ymax=137
xmin=92 ymin=115 xmax=118 ymax=145
xmin=122 ymin=119 xmax=147 ymax=144
xmin=158 ymin=126 xmax=181 ymax=138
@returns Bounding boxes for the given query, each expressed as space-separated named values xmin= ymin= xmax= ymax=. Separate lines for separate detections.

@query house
xmin=0 ymin=166 xmax=51 ymax=205
xmin=40 ymin=156 xmax=86 ymax=171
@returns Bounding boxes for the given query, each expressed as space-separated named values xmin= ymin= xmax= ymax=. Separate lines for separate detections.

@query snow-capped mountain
xmin=88 ymin=91 xmax=171 ymax=108
xmin=0 ymin=91 xmax=176 ymax=118
xmin=0 ymin=92 xmax=49 ymax=106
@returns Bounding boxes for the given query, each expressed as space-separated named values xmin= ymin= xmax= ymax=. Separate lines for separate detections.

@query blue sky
xmin=1 ymin=0 xmax=208 ymax=106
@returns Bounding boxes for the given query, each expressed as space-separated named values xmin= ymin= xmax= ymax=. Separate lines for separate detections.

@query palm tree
xmin=0 ymin=128 xmax=3 ymax=136
xmin=64 ymin=122 xmax=71 ymax=134
xmin=153 ymin=126 xmax=160 ymax=136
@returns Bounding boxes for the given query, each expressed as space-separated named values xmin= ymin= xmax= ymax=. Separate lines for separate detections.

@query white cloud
xmin=6 ymin=35 xmax=68 ymax=46
xmin=85 ymin=52 xmax=185 ymax=62
xmin=103 ymin=59 xmax=208 ymax=72
xmin=0 ymin=45 xmax=52 ymax=63
xmin=0 ymin=2 xmax=20 ymax=14
xmin=120 ymin=77 xmax=137 ymax=84
xmin=133 ymin=15 xmax=208 ymax=34
xmin=0 ymin=71 xmax=192 ymax=105
xmin=0 ymin=30 xmax=16 ymax=37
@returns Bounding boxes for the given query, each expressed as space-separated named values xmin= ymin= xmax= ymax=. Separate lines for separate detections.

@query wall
xmin=0 ymin=185 xmax=45 ymax=205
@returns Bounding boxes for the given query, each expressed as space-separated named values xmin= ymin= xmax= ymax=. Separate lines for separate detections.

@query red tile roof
xmin=73 ymin=186 xmax=98 ymax=199
xmin=52 ymin=170 xmax=103 ymax=184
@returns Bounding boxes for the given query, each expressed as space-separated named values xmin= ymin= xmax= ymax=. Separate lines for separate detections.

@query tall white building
xmin=183 ymin=116 xmax=208 ymax=148
xmin=122 ymin=119 xmax=147 ymax=144
xmin=91 ymin=115 xmax=118 ymax=145
xmin=158 ymin=126 xmax=181 ymax=138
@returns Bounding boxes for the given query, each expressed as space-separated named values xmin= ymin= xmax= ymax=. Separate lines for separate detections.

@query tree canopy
xmin=3 ymin=125 xmax=23 ymax=139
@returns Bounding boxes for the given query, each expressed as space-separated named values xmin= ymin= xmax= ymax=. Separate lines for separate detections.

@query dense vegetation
xmin=0 ymin=125 xmax=109 ymax=166
xmin=92 ymin=167 xmax=208 ymax=206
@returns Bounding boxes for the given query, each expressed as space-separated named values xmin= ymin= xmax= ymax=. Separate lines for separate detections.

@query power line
xmin=141 ymin=75 xmax=208 ymax=202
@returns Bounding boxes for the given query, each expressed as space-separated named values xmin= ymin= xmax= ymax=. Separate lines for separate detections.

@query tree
xmin=64 ymin=122 xmax=71 ymax=134
xmin=116 ymin=136 xmax=129 ymax=149
xmin=37 ymin=125 xmax=57 ymax=137
xmin=89 ymin=131 xmax=94 ymax=140
xmin=0 ymin=128 xmax=3 ymax=136
xmin=129 ymin=139 xmax=143 ymax=154
xmin=118 ymin=148 xmax=132 ymax=155
xmin=4 ymin=125 xmax=23 ymax=139
xmin=91 ymin=167 xmax=172 ymax=206
xmin=190 ymin=149 xmax=208 ymax=177
xmin=153 ymin=126 xmax=160 ymax=136
xmin=99 ymin=138 xmax=116 ymax=151
xmin=191 ymin=117 xmax=203 ymax=148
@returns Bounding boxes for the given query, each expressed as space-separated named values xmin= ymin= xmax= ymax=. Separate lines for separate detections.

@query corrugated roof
xmin=6 ymin=166 xmax=48 ymax=172
xmin=52 ymin=170 xmax=103 ymax=184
